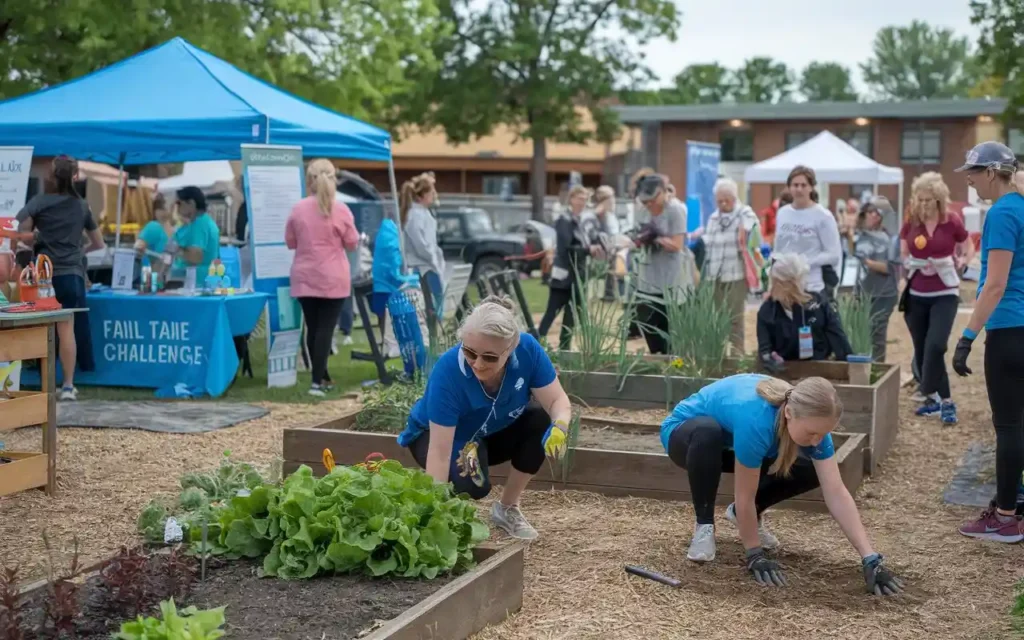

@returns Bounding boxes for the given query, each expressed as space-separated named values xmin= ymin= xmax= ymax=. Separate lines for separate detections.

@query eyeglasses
xmin=462 ymin=344 xmax=508 ymax=364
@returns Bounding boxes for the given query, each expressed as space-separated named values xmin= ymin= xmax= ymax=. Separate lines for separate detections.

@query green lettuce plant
xmin=207 ymin=461 xmax=490 ymax=580
xmin=114 ymin=599 xmax=226 ymax=640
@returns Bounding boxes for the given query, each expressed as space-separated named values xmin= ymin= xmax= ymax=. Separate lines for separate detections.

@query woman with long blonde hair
xmin=756 ymin=252 xmax=851 ymax=371
xmin=400 ymin=172 xmax=445 ymax=312
xmin=900 ymin=171 xmax=974 ymax=424
xmin=661 ymin=373 xmax=904 ymax=594
xmin=285 ymin=158 xmax=359 ymax=396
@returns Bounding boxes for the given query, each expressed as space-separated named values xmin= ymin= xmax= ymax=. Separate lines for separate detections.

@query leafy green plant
xmin=180 ymin=451 xmax=265 ymax=504
xmin=207 ymin=461 xmax=489 ymax=580
xmin=1011 ymin=578 xmax=1024 ymax=633
xmin=353 ymin=376 xmax=427 ymax=433
xmin=837 ymin=292 xmax=875 ymax=357
xmin=568 ymin=265 xmax=621 ymax=372
xmin=657 ymin=278 xmax=732 ymax=377
xmin=114 ymin=598 xmax=226 ymax=640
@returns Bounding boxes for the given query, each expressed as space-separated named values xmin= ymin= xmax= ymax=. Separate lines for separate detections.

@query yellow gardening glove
xmin=543 ymin=422 xmax=568 ymax=460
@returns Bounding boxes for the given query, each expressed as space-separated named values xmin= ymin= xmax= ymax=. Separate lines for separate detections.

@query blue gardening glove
xmin=863 ymin=553 xmax=904 ymax=596
xmin=542 ymin=421 xmax=568 ymax=460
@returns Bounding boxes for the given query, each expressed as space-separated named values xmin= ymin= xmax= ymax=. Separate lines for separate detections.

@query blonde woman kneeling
xmin=660 ymin=373 xmax=904 ymax=595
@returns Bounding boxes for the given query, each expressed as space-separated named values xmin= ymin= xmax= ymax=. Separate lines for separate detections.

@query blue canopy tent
xmin=0 ymin=37 xmax=400 ymax=249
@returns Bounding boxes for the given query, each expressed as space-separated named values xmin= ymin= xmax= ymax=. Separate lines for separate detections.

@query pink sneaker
xmin=958 ymin=508 xmax=1024 ymax=543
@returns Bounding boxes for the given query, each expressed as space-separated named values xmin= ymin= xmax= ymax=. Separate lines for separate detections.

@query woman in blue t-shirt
xmin=398 ymin=295 xmax=573 ymax=541
xmin=661 ymin=373 xmax=903 ymax=594
xmin=951 ymin=141 xmax=1024 ymax=542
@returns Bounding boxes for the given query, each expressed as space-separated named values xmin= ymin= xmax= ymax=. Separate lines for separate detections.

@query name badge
xmin=798 ymin=325 xmax=813 ymax=360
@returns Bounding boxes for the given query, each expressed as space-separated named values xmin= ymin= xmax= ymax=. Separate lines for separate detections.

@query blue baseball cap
xmin=954 ymin=141 xmax=1019 ymax=173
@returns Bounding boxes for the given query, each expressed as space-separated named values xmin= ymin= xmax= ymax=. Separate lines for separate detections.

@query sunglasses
xmin=462 ymin=344 xmax=508 ymax=364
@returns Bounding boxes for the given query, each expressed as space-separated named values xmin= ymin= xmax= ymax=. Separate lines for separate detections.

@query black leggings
xmin=985 ymin=327 xmax=1024 ymax=512
xmin=637 ymin=294 xmax=669 ymax=355
xmin=298 ymin=297 xmax=344 ymax=385
xmin=666 ymin=417 xmax=820 ymax=524
xmin=537 ymin=286 xmax=576 ymax=350
xmin=408 ymin=404 xmax=550 ymax=500
xmin=904 ymin=294 xmax=958 ymax=399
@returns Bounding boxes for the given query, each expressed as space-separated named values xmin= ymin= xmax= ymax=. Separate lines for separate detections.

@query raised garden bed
xmin=555 ymin=356 xmax=899 ymax=475
xmin=13 ymin=542 xmax=523 ymax=640
xmin=284 ymin=410 xmax=867 ymax=513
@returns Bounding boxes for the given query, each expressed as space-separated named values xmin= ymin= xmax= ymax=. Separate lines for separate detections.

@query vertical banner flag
xmin=241 ymin=144 xmax=304 ymax=388
xmin=0 ymin=146 xmax=34 ymax=392
xmin=685 ymin=141 xmax=722 ymax=231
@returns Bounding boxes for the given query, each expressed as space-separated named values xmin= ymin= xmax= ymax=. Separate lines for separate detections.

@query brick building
xmin=338 ymin=110 xmax=637 ymax=197
xmin=612 ymin=98 xmax=1017 ymax=211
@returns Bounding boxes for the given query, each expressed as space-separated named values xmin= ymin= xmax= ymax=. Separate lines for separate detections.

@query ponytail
xmin=52 ymin=155 xmax=80 ymax=197
xmin=810 ymin=189 xmax=819 ymax=204
xmin=756 ymin=376 xmax=842 ymax=477
xmin=399 ymin=181 xmax=415 ymax=226
xmin=305 ymin=158 xmax=337 ymax=218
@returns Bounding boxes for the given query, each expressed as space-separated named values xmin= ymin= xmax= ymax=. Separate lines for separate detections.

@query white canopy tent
xmin=157 ymin=160 xmax=236 ymax=193
xmin=743 ymin=130 xmax=905 ymax=217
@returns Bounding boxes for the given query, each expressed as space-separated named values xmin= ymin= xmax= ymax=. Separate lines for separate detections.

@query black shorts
xmin=52 ymin=274 xmax=95 ymax=372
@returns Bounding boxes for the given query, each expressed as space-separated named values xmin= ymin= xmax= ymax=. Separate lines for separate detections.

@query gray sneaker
xmin=686 ymin=524 xmax=716 ymax=562
xmin=725 ymin=503 xmax=780 ymax=550
xmin=490 ymin=502 xmax=538 ymax=540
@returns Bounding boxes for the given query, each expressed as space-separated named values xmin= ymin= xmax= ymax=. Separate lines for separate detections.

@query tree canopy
xmin=860 ymin=20 xmax=978 ymax=100
xmin=971 ymin=0 xmax=1024 ymax=128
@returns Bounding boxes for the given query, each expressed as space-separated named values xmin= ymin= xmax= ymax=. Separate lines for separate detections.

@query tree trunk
xmin=530 ymin=136 xmax=548 ymax=222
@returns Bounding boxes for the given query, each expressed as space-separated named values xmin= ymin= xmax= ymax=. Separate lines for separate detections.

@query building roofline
xmin=614 ymin=98 xmax=1008 ymax=124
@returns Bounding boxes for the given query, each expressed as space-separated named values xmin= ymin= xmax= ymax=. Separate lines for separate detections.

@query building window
xmin=719 ymin=130 xmax=753 ymax=162
xmin=482 ymin=174 xmax=520 ymax=196
xmin=642 ymin=122 xmax=660 ymax=169
xmin=840 ymin=129 xmax=873 ymax=158
xmin=785 ymin=131 xmax=819 ymax=150
xmin=900 ymin=127 xmax=942 ymax=164
xmin=1008 ymin=129 xmax=1024 ymax=157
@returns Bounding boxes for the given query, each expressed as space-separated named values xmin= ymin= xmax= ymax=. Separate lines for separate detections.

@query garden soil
xmin=4 ymin=305 xmax=1023 ymax=639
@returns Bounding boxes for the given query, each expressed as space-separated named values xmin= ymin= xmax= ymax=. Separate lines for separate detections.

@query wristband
xmin=962 ymin=328 xmax=977 ymax=341
xmin=862 ymin=553 xmax=882 ymax=567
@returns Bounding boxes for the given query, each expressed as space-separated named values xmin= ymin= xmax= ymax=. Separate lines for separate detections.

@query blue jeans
xmin=336 ymin=296 xmax=353 ymax=335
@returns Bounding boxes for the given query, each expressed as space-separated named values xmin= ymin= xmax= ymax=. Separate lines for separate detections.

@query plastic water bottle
xmin=140 ymin=257 xmax=152 ymax=293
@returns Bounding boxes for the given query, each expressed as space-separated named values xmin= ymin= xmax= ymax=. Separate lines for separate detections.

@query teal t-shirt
xmin=172 ymin=213 xmax=220 ymax=275
xmin=978 ymin=192 xmax=1024 ymax=330
xmin=138 ymin=221 xmax=170 ymax=255
xmin=660 ymin=373 xmax=835 ymax=468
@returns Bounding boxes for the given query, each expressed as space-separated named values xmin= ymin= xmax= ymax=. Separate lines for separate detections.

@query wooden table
xmin=0 ymin=309 xmax=74 ymax=497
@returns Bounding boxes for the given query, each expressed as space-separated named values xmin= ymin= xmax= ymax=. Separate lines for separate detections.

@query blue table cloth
xmin=23 ymin=291 xmax=268 ymax=397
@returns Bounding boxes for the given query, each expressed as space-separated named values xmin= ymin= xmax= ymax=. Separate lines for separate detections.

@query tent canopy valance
xmin=0 ymin=37 xmax=392 ymax=164
xmin=743 ymin=130 xmax=903 ymax=185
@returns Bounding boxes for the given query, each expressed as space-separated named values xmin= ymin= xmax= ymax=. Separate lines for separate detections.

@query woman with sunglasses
xmin=951 ymin=141 xmax=1024 ymax=542
xmin=397 ymin=295 xmax=573 ymax=540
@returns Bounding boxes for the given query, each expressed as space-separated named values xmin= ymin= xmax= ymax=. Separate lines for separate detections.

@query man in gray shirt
xmin=632 ymin=174 xmax=690 ymax=354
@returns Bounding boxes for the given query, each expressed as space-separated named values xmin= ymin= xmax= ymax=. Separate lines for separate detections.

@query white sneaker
xmin=58 ymin=386 xmax=78 ymax=402
xmin=725 ymin=503 xmax=780 ymax=551
xmin=341 ymin=335 xmax=353 ymax=346
xmin=308 ymin=384 xmax=326 ymax=398
xmin=686 ymin=524 xmax=716 ymax=562
xmin=490 ymin=502 xmax=538 ymax=540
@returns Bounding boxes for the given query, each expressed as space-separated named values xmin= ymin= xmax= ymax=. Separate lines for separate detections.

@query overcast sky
xmin=639 ymin=0 xmax=981 ymax=91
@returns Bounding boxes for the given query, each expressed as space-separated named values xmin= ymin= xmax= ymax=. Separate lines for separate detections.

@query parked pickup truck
xmin=435 ymin=207 xmax=548 ymax=281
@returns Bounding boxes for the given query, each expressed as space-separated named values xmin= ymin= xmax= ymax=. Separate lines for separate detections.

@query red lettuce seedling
xmin=0 ymin=565 xmax=26 ymax=640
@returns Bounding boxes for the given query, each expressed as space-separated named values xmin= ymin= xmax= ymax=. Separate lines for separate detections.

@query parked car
xmin=435 ymin=207 xmax=547 ymax=280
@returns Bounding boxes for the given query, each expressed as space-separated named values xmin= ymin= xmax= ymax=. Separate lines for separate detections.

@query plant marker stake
xmin=625 ymin=564 xmax=681 ymax=588
xmin=201 ymin=519 xmax=208 ymax=582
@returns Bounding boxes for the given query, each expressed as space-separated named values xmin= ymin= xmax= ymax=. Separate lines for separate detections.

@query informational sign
xmin=0 ymin=146 xmax=33 ymax=254
xmin=111 ymin=248 xmax=136 ymax=290
xmin=241 ymin=144 xmax=304 ymax=388
xmin=0 ymin=147 xmax=33 ymax=388
xmin=685 ymin=141 xmax=722 ymax=230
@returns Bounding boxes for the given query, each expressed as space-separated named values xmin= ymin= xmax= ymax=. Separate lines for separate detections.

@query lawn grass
xmin=79 ymin=332 xmax=396 ymax=404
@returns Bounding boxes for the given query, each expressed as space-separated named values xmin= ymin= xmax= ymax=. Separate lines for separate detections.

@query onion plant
xmin=837 ymin=291 xmax=875 ymax=358
xmin=657 ymin=278 xmax=732 ymax=378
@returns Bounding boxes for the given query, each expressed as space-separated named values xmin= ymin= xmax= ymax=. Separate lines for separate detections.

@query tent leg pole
xmin=387 ymin=157 xmax=404 ymax=263
xmin=113 ymin=156 xmax=126 ymax=250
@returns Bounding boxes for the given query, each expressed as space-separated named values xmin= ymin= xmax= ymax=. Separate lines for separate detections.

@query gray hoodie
xmin=403 ymin=202 xmax=445 ymax=277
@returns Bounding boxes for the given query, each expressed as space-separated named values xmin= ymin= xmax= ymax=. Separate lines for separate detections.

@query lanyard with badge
xmin=796 ymin=305 xmax=813 ymax=360
xmin=455 ymin=370 xmax=507 ymax=488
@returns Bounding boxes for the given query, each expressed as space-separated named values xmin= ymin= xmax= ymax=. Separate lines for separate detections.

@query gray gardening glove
xmin=863 ymin=553 xmax=904 ymax=596
xmin=746 ymin=547 xmax=786 ymax=587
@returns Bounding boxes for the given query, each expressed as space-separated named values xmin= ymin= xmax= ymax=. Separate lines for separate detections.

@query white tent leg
xmin=113 ymin=157 xmax=125 ymax=250
xmin=387 ymin=156 xmax=403 ymax=262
